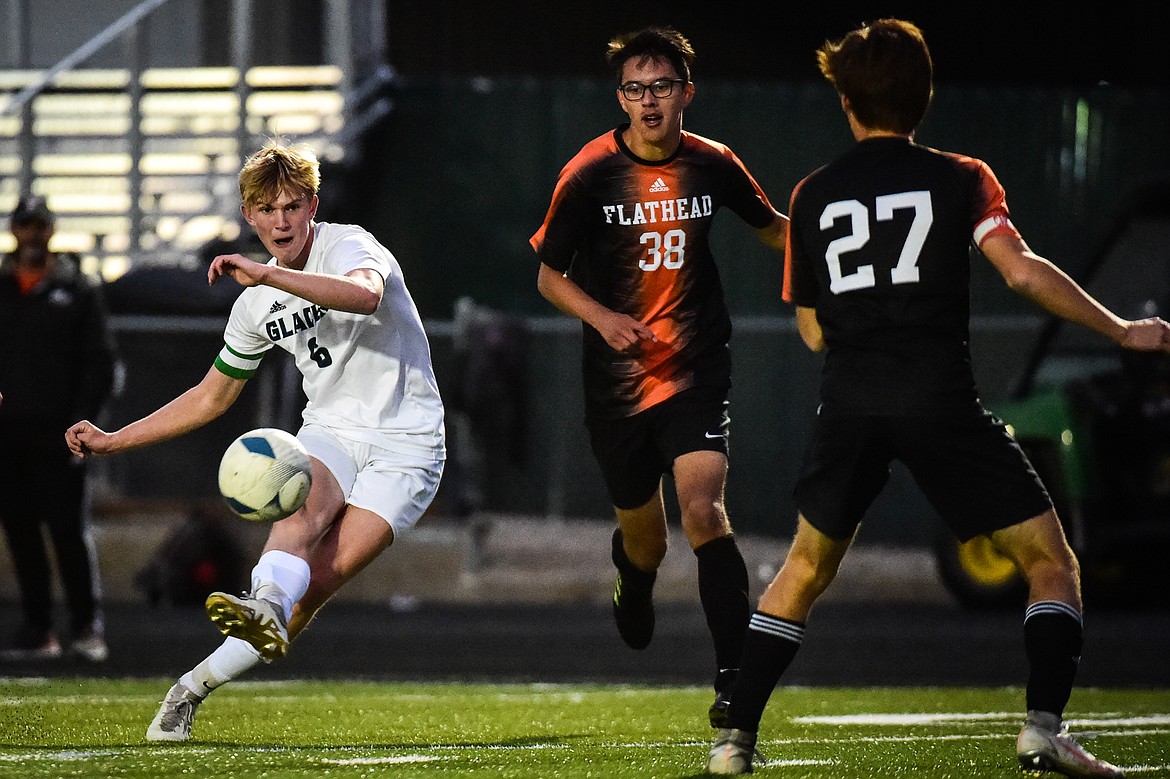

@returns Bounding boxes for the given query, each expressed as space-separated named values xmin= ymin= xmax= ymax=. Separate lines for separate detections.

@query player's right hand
xmin=597 ymin=311 xmax=658 ymax=352
xmin=65 ymin=420 xmax=111 ymax=459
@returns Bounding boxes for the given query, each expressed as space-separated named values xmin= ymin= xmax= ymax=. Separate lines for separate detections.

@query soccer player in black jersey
xmin=530 ymin=26 xmax=788 ymax=728
xmin=707 ymin=18 xmax=1169 ymax=778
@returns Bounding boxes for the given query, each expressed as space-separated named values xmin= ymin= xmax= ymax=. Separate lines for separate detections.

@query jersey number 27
xmin=821 ymin=190 xmax=932 ymax=294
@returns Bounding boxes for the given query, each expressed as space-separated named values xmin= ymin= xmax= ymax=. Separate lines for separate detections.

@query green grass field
xmin=1 ymin=678 xmax=1167 ymax=778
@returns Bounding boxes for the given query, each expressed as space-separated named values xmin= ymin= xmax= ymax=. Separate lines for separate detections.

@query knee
xmin=1049 ymin=544 xmax=1080 ymax=580
xmin=623 ymin=532 xmax=668 ymax=570
xmin=679 ymin=495 xmax=730 ymax=539
xmin=785 ymin=551 xmax=838 ymax=597
xmin=1021 ymin=544 xmax=1081 ymax=591
xmin=757 ymin=554 xmax=835 ymax=619
xmin=1006 ymin=521 xmax=1080 ymax=583
xmin=991 ymin=512 xmax=1083 ymax=602
xmin=1009 ymin=538 xmax=1082 ymax=607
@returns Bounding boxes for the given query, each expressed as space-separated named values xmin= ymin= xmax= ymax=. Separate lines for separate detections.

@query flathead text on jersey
xmin=602 ymin=195 xmax=713 ymax=225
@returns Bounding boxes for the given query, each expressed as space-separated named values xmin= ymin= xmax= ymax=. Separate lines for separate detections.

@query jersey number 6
xmin=307 ymin=337 xmax=333 ymax=368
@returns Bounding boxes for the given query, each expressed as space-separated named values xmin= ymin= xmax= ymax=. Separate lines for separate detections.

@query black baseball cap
xmin=10 ymin=195 xmax=54 ymax=226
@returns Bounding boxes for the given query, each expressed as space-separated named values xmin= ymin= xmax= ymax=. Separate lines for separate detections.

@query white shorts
xmin=297 ymin=424 xmax=444 ymax=537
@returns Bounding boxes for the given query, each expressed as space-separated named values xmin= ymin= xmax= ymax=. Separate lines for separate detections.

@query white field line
xmin=0 ymin=751 xmax=124 ymax=761
xmin=795 ymin=712 xmax=1170 ymax=727
xmin=1119 ymin=767 xmax=1170 ymax=775
xmin=0 ymin=683 xmax=655 ymax=707
xmin=322 ymin=755 xmax=442 ymax=765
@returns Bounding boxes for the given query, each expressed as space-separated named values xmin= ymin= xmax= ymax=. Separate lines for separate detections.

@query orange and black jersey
xmin=783 ymin=136 xmax=1020 ymax=416
xmin=531 ymin=125 xmax=779 ymax=420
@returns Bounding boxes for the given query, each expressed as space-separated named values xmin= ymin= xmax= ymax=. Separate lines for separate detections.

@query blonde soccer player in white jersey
xmin=65 ymin=141 xmax=445 ymax=742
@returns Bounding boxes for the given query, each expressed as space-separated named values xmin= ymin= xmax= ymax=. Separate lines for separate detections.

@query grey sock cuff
xmin=1025 ymin=710 xmax=1062 ymax=732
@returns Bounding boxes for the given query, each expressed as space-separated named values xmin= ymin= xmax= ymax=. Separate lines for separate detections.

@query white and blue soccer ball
xmin=217 ymin=428 xmax=312 ymax=522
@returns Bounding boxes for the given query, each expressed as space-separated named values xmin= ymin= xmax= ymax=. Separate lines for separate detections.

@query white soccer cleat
xmin=707 ymin=727 xmax=758 ymax=775
xmin=145 ymin=682 xmax=203 ymax=742
xmin=205 ymin=591 xmax=290 ymax=662
xmin=1017 ymin=715 xmax=1125 ymax=778
xmin=70 ymin=630 xmax=109 ymax=663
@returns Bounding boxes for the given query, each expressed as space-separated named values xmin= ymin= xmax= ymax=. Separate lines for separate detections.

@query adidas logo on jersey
xmin=649 ymin=177 xmax=669 ymax=193
xmin=268 ymin=301 xmax=287 ymax=314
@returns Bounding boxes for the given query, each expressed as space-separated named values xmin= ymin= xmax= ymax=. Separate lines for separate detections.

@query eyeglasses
xmin=619 ymin=78 xmax=687 ymax=101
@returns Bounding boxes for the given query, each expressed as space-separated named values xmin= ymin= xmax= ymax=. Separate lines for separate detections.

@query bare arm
xmin=981 ymin=234 xmax=1170 ymax=351
xmin=755 ymin=211 xmax=790 ymax=254
xmin=795 ymin=306 xmax=825 ymax=352
xmin=208 ymin=254 xmax=384 ymax=315
xmin=536 ymin=262 xmax=656 ymax=352
xmin=65 ymin=366 xmax=247 ymax=458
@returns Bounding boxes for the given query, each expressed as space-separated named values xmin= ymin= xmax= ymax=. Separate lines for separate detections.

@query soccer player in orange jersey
xmin=531 ymin=26 xmax=788 ymax=729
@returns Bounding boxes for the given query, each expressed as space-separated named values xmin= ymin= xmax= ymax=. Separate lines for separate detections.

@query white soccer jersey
xmin=214 ymin=222 xmax=445 ymax=459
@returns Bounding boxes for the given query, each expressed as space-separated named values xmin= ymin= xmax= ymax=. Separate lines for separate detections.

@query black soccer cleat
xmin=709 ymin=690 xmax=732 ymax=728
xmin=611 ymin=529 xmax=655 ymax=650
xmin=612 ymin=571 xmax=655 ymax=649
xmin=709 ymin=668 xmax=738 ymax=728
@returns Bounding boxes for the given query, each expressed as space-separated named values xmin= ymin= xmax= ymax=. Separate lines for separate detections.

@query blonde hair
xmin=238 ymin=140 xmax=321 ymax=207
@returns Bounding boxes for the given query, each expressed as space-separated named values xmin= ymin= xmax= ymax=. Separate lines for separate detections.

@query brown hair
xmin=817 ymin=18 xmax=933 ymax=134
xmin=605 ymin=26 xmax=696 ymax=83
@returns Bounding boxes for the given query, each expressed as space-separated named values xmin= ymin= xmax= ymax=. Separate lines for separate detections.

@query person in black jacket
xmin=0 ymin=196 xmax=118 ymax=662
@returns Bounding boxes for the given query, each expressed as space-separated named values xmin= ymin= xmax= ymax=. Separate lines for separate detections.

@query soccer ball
xmin=217 ymin=428 xmax=312 ymax=522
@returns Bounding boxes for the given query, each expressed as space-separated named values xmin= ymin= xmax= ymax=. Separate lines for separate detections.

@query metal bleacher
xmin=0 ymin=0 xmax=391 ymax=282
xmin=0 ymin=64 xmax=347 ymax=280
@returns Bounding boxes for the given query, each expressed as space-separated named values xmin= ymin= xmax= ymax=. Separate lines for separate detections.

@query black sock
xmin=1023 ymin=600 xmax=1083 ymax=717
xmin=725 ymin=612 xmax=805 ymax=732
xmin=696 ymin=534 xmax=750 ymax=676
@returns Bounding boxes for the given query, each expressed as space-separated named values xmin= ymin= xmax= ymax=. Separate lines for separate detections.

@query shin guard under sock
xmin=725 ymin=612 xmax=805 ymax=732
xmin=1023 ymin=600 xmax=1083 ymax=717
xmin=695 ymin=534 xmax=750 ymax=675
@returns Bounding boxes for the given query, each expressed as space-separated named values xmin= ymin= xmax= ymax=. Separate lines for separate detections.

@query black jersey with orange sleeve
xmin=531 ymin=125 xmax=778 ymax=420
xmin=782 ymin=136 xmax=1021 ymax=416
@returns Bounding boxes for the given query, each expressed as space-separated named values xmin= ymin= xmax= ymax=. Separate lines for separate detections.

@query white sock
xmin=250 ymin=550 xmax=311 ymax=622
xmin=180 ymin=637 xmax=263 ymax=697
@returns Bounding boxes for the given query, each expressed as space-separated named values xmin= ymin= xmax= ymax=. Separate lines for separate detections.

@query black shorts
xmin=795 ymin=409 xmax=1052 ymax=542
xmin=587 ymin=386 xmax=730 ymax=509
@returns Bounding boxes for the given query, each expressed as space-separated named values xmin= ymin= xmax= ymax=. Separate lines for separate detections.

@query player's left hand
xmin=1120 ymin=317 xmax=1170 ymax=352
